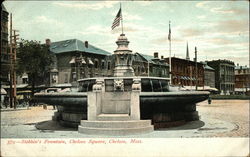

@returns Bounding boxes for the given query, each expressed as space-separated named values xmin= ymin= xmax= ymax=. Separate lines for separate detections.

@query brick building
xmin=207 ymin=59 xmax=235 ymax=94
xmin=235 ymin=64 xmax=250 ymax=95
xmin=0 ymin=4 xmax=10 ymax=85
xmin=165 ymin=57 xmax=204 ymax=87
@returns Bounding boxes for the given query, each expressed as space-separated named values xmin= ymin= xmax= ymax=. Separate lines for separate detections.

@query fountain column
xmin=113 ymin=34 xmax=134 ymax=77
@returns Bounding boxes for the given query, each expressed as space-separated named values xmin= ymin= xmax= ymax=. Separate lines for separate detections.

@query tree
xmin=17 ymin=39 xmax=54 ymax=96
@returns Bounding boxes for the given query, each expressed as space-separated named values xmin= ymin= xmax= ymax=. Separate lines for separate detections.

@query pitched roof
xmin=135 ymin=53 xmax=168 ymax=66
xmin=49 ymin=39 xmax=111 ymax=56
xmin=204 ymin=64 xmax=214 ymax=71
xmin=137 ymin=53 xmax=154 ymax=63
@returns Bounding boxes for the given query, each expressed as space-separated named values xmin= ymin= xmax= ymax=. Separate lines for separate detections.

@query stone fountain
xmin=35 ymin=33 xmax=209 ymax=135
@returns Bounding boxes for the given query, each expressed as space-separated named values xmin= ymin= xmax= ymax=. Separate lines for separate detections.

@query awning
xmin=69 ymin=57 xmax=75 ymax=64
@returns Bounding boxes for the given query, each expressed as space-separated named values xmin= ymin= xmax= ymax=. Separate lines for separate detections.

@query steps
xmin=97 ymin=114 xmax=130 ymax=121
xmin=78 ymin=120 xmax=153 ymax=135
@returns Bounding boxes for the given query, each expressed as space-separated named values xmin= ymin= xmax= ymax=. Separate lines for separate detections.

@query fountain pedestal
xmin=78 ymin=79 xmax=154 ymax=135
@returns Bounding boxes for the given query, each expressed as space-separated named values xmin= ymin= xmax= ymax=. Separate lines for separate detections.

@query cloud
xmin=197 ymin=15 xmax=206 ymax=19
xmin=210 ymin=7 xmax=234 ymax=14
xmin=53 ymin=1 xmax=119 ymax=10
xmin=151 ymin=37 xmax=183 ymax=44
xmin=179 ymin=28 xmax=205 ymax=37
xmin=196 ymin=2 xmax=211 ymax=9
xmin=196 ymin=1 xmax=249 ymax=16
xmin=111 ymin=11 xmax=142 ymax=21
xmin=33 ymin=16 xmax=64 ymax=27
xmin=215 ymin=19 xmax=249 ymax=33
xmin=111 ymin=26 xmax=139 ymax=34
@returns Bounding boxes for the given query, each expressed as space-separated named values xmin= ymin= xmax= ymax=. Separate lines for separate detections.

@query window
xmin=107 ymin=61 xmax=111 ymax=70
xmin=22 ymin=78 xmax=28 ymax=84
xmin=101 ymin=61 xmax=105 ymax=69
xmin=64 ymin=73 xmax=68 ymax=83
xmin=94 ymin=60 xmax=99 ymax=69
xmin=72 ymin=72 xmax=77 ymax=82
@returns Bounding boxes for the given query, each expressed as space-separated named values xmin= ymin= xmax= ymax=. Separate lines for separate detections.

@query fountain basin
xmin=35 ymin=77 xmax=209 ymax=129
xmin=35 ymin=93 xmax=87 ymax=127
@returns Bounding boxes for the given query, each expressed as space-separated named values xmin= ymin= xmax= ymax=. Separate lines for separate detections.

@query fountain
xmin=35 ymin=33 xmax=209 ymax=135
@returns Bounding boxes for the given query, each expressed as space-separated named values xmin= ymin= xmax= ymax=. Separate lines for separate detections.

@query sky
xmin=3 ymin=1 xmax=249 ymax=66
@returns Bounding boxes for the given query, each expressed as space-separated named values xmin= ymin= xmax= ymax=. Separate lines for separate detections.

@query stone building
xmin=47 ymin=39 xmax=111 ymax=86
xmin=43 ymin=38 xmax=169 ymax=86
xmin=164 ymin=57 xmax=204 ymax=87
xmin=202 ymin=62 xmax=215 ymax=88
xmin=207 ymin=59 xmax=235 ymax=94
xmin=0 ymin=4 xmax=9 ymax=85
xmin=235 ymin=64 xmax=250 ymax=95
xmin=133 ymin=52 xmax=169 ymax=77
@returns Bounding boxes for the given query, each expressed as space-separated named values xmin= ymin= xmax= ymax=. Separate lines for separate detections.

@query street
xmin=1 ymin=100 xmax=249 ymax=138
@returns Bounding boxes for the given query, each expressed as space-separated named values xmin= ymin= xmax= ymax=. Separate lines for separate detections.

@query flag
xmin=112 ymin=8 xmax=122 ymax=30
xmin=168 ymin=22 xmax=171 ymax=41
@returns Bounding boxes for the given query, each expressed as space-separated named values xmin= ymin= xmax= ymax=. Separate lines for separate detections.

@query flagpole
xmin=120 ymin=2 xmax=124 ymax=34
xmin=169 ymin=21 xmax=172 ymax=85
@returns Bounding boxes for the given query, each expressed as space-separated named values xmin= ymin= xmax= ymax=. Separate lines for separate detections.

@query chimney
xmin=161 ymin=55 xmax=164 ymax=59
xmin=45 ymin=39 xmax=51 ymax=46
xmin=85 ymin=41 xmax=88 ymax=48
xmin=154 ymin=52 xmax=159 ymax=58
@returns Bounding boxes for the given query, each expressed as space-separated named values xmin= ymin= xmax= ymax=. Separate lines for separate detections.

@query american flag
xmin=112 ymin=8 xmax=122 ymax=30
xmin=168 ymin=21 xmax=171 ymax=41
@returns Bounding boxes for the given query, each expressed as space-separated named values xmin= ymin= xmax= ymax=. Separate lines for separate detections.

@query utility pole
xmin=12 ymin=29 xmax=19 ymax=109
xmin=195 ymin=47 xmax=198 ymax=91
xmin=9 ymin=13 xmax=19 ymax=109
xmin=9 ymin=13 xmax=13 ymax=108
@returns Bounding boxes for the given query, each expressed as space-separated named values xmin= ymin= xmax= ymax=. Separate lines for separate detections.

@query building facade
xmin=165 ymin=57 xmax=204 ymax=87
xmin=203 ymin=62 xmax=215 ymax=88
xmin=235 ymin=64 xmax=250 ymax=94
xmin=133 ymin=52 xmax=169 ymax=78
xmin=207 ymin=59 xmax=235 ymax=94
xmin=46 ymin=39 xmax=111 ymax=86
xmin=43 ymin=39 xmax=169 ymax=87
xmin=1 ymin=4 xmax=10 ymax=85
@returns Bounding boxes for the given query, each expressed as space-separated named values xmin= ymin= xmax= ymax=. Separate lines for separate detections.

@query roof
xmin=136 ymin=53 xmax=169 ymax=66
xmin=204 ymin=64 xmax=214 ymax=71
xmin=137 ymin=53 xmax=154 ymax=63
xmin=49 ymin=39 xmax=111 ymax=56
